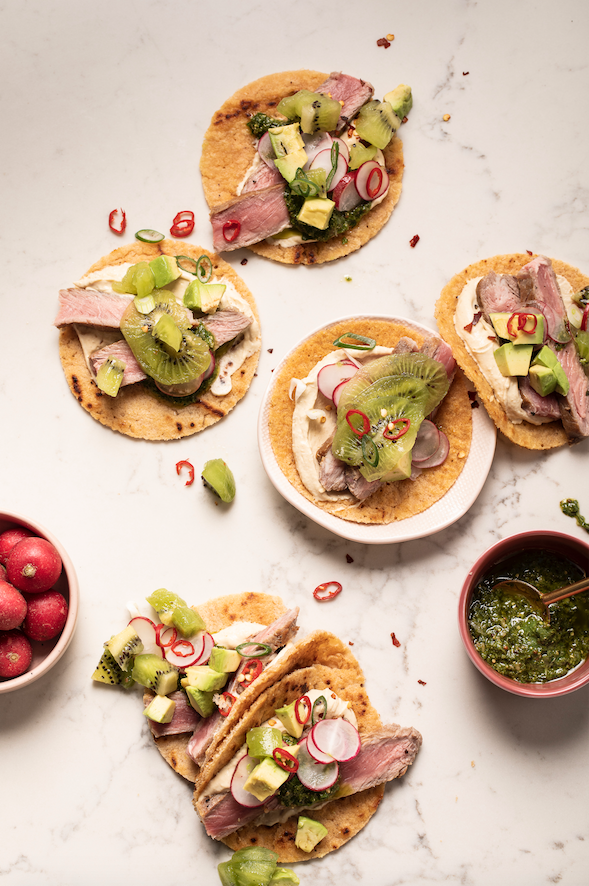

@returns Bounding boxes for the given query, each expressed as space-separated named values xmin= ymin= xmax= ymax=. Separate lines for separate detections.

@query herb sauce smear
xmin=468 ymin=550 xmax=589 ymax=683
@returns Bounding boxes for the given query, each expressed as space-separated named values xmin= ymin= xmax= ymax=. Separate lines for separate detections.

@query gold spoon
xmin=493 ymin=574 xmax=589 ymax=622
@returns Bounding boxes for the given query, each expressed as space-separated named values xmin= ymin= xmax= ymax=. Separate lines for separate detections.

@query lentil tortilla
xmin=57 ymin=240 xmax=261 ymax=440
xmin=268 ymin=318 xmax=473 ymax=524
xmin=434 ymin=254 xmax=589 ymax=449
xmin=200 ymin=70 xmax=405 ymax=265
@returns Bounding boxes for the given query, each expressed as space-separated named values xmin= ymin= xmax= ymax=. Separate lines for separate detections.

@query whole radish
xmin=22 ymin=591 xmax=68 ymax=642
xmin=6 ymin=537 xmax=62 ymax=593
xmin=0 ymin=527 xmax=34 ymax=566
xmin=0 ymin=580 xmax=27 ymax=630
xmin=0 ymin=630 xmax=32 ymax=678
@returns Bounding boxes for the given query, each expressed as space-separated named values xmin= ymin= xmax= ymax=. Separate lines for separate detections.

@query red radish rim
xmin=317 ymin=360 xmax=357 ymax=401
xmin=411 ymin=420 xmax=441 ymax=463
xmin=296 ymin=740 xmax=339 ymax=791
xmin=310 ymin=718 xmax=361 ymax=762
xmin=306 ymin=730 xmax=335 ymax=765
xmin=355 ymin=160 xmax=390 ymax=202
xmin=415 ymin=429 xmax=450 ymax=468
xmin=128 ymin=616 xmax=164 ymax=658
xmin=230 ymin=754 xmax=265 ymax=807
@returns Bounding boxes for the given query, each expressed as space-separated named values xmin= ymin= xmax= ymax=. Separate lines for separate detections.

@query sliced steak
xmin=316 ymin=71 xmax=375 ymax=132
xmin=318 ymin=448 xmax=348 ymax=492
xmin=241 ymin=161 xmax=284 ymax=193
xmin=145 ymin=690 xmax=200 ymax=738
xmin=200 ymin=310 xmax=252 ymax=348
xmin=556 ymin=341 xmax=589 ymax=440
xmin=55 ymin=289 xmax=132 ymax=328
xmin=344 ymin=466 xmax=382 ymax=501
xmin=210 ymin=184 xmax=290 ymax=252
xmin=517 ymin=255 xmax=571 ymax=344
xmin=89 ymin=340 xmax=147 ymax=385
xmin=518 ymin=376 xmax=561 ymax=421
xmin=475 ymin=271 xmax=522 ymax=324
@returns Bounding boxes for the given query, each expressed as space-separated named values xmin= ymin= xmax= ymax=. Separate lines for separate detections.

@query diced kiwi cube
xmin=96 ymin=357 xmax=125 ymax=397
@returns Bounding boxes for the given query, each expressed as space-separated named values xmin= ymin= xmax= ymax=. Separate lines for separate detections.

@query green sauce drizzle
xmin=560 ymin=499 xmax=589 ymax=533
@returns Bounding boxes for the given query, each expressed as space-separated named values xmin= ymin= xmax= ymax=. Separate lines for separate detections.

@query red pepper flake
xmin=240 ymin=258 xmax=248 ymax=265
xmin=348 ymin=641 xmax=354 ymax=646
xmin=526 ymin=250 xmax=533 ymax=256
xmin=109 ymin=208 xmax=126 ymax=235
xmin=217 ymin=691 xmax=236 ymax=717
xmin=170 ymin=211 xmax=195 ymax=238
xmin=313 ymin=581 xmax=343 ymax=602
xmin=418 ymin=679 xmax=427 ymax=685
xmin=346 ymin=554 xmax=354 ymax=563
xmin=267 ymin=348 xmax=274 ymax=354
xmin=176 ymin=459 xmax=195 ymax=486
xmin=409 ymin=234 xmax=420 ymax=248
xmin=391 ymin=632 xmax=401 ymax=648
xmin=463 ymin=71 xmax=470 ymax=76
xmin=223 ymin=219 xmax=241 ymax=242
xmin=376 ymin=36 xmax=391 ymax=48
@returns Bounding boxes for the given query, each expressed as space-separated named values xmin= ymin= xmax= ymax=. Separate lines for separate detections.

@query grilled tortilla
xmin=435 ymin=254 xmax=589 ymax=449
xmin=57 ymin=240 xmax=261 ymax=440
xmin=268 ymin=318 xmax=472 ymax=524
xmin=200 ymin=70 xmax=405 ymax=265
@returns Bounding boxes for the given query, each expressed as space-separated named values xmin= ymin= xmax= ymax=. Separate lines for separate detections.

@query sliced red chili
xmin=170 ymin=638 xmax=195 ymax=658
xmin=223 ymin=220 xmax=241 ymax=243
xmin=273 ymin=747 xmax=299 ymax=773
xmin=176 ymin=459 xmax=195 ymax=486
xmin=170 ymin=211 xmax=195 ymax=238
xmin=581 ymin=305 xmax=589 ymax=332
xmin=240 ymin=659 xmax=263 ymax=685
xmin=109 ymin=208 xmax=126 ymax=234
xmin=295 ymin=695 xmax=311 ymax=725
xmin=155 ymin=623 xmax=177 ymax=648
xmin=346 ymin=409 xmax=371 ymax=437
xmin=217 ymin=691 xmax=236 ymax=717
xmin=366 ymin=166 xmax=383 ymax=199
xmin=507 ymin=312 xmax=538 ymax=338
xmin=313 ymin=581 xmax=343 ymax=602
xmin=383 ymin=418 xmax=411 ymax=441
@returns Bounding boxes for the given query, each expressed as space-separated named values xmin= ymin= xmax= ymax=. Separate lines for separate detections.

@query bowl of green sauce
xmin=459 ymin=531 xmax=589 ymax=698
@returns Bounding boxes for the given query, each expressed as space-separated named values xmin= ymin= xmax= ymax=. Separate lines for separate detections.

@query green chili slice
xmin=135 ymin=229 xmax=165 ymax=243
xmin=311 ymin=695 xmax=327 ymax=725
xmin=290 ymin=168 xmax=320 ymax=199
xmin=176 ymin=255 xmax=198 ymax=275
xmin=333 ymin=332 xmax=376 ymax=351
xmin=361 ymin=434 xmax=379 ymax=467
xmin=326 ymin=141 xmax=340 ymax=191
xmin=235 ymin=642 xmax=272 ymax=659
xmin=195 ymin=254 xmax=213 ymax=282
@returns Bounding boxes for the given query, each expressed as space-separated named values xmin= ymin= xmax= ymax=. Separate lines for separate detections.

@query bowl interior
xmin=459 ymin=530 xmax=589 ymax=698
xmin=0 ymin=512 xmax=79 ymax=693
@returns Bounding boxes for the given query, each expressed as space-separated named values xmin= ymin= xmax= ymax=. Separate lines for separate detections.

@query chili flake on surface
xmin=176 ymin=460 xmax=195 ymax=486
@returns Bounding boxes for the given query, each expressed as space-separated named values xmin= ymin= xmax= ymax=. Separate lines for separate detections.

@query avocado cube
xmin=532 ymin=344 xmax=558 ymax=370
xmin=183 ymin=665 xmax=227 ymax=692
xmin=274 ymin=148 xmax=308 ymax=183
xmin=243 ymin=757 xmax=290 ymax=802
xmin=185 ymin=686 xmax=216 ymax=717
xmin=183 ymin=279 xmax=226 ymax=313
xmin=552 ymin=361 xmax=570 ymax=396
xmin=143 ymin=694 xmax=176 ymax=724
xmin=528 ymin=364 xmax=557 ymax=398
xmin=493 ymin=342 xmax=533 ymax=377
xmin=149 ymin=255 xmax=181 ymax=288
xmin=489 ymin=312 xmax=545 ymax=345
xmin=208 ymin=646 xmax=242 ymax=674
xmin=294 ymin=816 xmax=328 ymax=853
xmin=269 ymin=122 xmax=305 ymax=157
xmin=297 ymin=197 xmax=335 ymax=231
xmin=383 ymin=84 xmax=413 ymax=120
xmin=274 ymin=699 xmax=304 ymax=739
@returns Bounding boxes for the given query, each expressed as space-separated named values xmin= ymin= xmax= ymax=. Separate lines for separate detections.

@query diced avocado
xmin=183 ymin=279 xmax=226 ymax=313
xmin=270 ymin=870 xmax=300 ymax=885
xmin=269 ymin=122 xmax=305 ymax=157
xmin=382 ymin=448 xmax=412 ymax=482
xmin=182 ymin=665 xmax=228 ymax=692
xmin=149 ymin=255 xmax=181 ymax=288
xmin=493 ymin=342 xmax=533 ymax=377
xmin=274 ymin=699 xmax=304 ymax=739
xmin=294 ymin=816 xmax=328 ymax=853
xmin=243 ymin=757 xmax=290 ymax=802
xmin=528 ymin=364 xmax=557 ymax=398
xmin=274 ymin=148 xmax=308 ymax=183
xmin=489 ymin=312 xmax=545 ymax=345
xmin=297 ymin=197 xmax=335 ymax=230
xmin=153 ymin=313 xmax=182 ymax=353
xmin=185 ymin=686 xmax=216 ymax=717
xmin=552 ymin=361 xmax=570 ymax=396
xmin=532 ymin=345 xmax=558 ymax=370
xmin=208 ymin=646 xmax=241 ymax=673
xmin=383 ymin=84 xmax=413 ymax=120
xmin=143 ymin=694 xmax=176 ymax=724
xmin=246 ymin=727 xmax=284 ymax=760
xmin=531 ymin=346 xmax=569 ymax=394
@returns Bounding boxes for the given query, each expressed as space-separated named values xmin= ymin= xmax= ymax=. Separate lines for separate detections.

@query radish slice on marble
xmin=355 ymin=160 xmax=389 ymax=201
xmin=128 ymin=617 xmax=164 ymax=658
xmin=331 ymin=172 xmax=362 ymax=212
xmin=310 ymin=718 xmax=361 ymax=762
xmin=415 ymin=429 xmax=450 ymax=468
xmin=317 ymin=360 xmax=357 ymax=401
xmin=309 ymin=148 xmax=348 ymax=192
xmin=230 ymin=754 xmax=265 ymax=807
xmin=411 ymin=420 xmax=441 ymax=463
xmin=297 ymin=740 xmax=339 ymax=791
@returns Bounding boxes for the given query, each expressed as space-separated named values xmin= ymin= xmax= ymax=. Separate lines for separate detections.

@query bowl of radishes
xmin=0 ymin=512 xmax=79 ymax=693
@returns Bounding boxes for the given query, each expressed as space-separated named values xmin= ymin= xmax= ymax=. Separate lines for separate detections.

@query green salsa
xmin=468 ymin=550 xmax=589 ymax=683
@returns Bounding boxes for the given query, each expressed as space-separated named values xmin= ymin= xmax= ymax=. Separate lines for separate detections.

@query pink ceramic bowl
xmin=459 ymin=530 xmax=589 ymax=698
xmin=0 ymin=512 xmax=79 ymax=694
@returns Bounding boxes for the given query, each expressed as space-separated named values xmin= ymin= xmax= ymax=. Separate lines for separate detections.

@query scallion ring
xmin=235 ymin=642 xmax=272 ymax=659
xmin=135 ymin=229 xmax=165 ymax=243
xmin=333 ymin=332 xmax=376 ymax=351
xmin=361 ymin=434 xmax=379 ymax=467
xmin=195 ymin=254 xmax=213 ymax=282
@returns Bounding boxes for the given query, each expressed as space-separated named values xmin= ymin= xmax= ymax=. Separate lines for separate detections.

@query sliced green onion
xmin=290 ymin=168 xmax=320 ymax=199
xmin=176 ymin=255 xmax=198 ymax=275
xmin=333 ymin=332 xmax=376 ymax=351
xmin=196 ymin=254 xmax=213 ymax=283
xmin=133 ymin=293 xmax=156 ymax=314
xmin=326 ymin=140 xmax=340 ymax=191
xmin=311 ymin=695 xmax=327 ymax=725
xmin=235 ymin=642 xmax=272 ymax=659
xmin=135 ymin=229 xmax=164 ymax=243
xmin=361 ymin=434 xmax=379 ymax=467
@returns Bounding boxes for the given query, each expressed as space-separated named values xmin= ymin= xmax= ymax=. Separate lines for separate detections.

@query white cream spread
xmin=211 ymin=622 xmax=267 ymax=649
xmin=291 ymin=346 xmax=394 ymax=501
xmin=72 ymin=264 xmax=260 ymax=398
xmin=453 ymin=277 xmax=569 ymax=425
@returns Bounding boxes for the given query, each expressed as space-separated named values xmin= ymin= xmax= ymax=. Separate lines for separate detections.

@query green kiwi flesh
xmin=105 ymin=625 xmax=143 ymax=670
xmin=92 ymin=648 xmax=132 ymax=686
xmin=131 ymin=653 xmax=179 ymax=696
xmin=120 ymin=291 xmax=211 ymax=386
xmin=354 ymin=100 xmax=400 ymax=150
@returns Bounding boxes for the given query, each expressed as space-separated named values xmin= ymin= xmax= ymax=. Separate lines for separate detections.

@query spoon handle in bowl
xmin=542 ymin=575 xmax=589 ymax=605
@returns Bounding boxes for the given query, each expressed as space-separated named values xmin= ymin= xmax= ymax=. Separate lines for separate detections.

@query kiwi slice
xmin=120 ymin=291 xmax=211 ymax=387
xmin=131 ymin=653 xmax=179 ymax=696
xmin=299 ymin=94 xmax=341 ymax=134
xmin=92 ymin=648 xmax=134 ymax=687
xmin=96 ymin=356 xmax=125 ymax=397
xmin=354 ymin=99 xmax=400 ymax=150
xmin=276 ymin=89 xmax=317 ymax=119
xmin=146 ymin=588 xmax=206 ymax=637
xmin=105 ymin=625 xmax=143 ymax=670
xmin=202 ymin=458 xmax=236 ymax=502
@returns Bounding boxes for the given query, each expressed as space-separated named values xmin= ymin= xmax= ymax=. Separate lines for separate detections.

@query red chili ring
xmin=295 ymin=695 xmax=311 ymax=725
xmin=223 ymin=220 xmax=241 ymax=243
xmin=345 ymin=409 xmax=371 ymax=437
xmin=176 ymin=459 xmax=195 ymax=486
xmin=155 ymin=624 xmax=177 ymax=648
xmin=313 ymin=581 xmax=343 ymax=602
xmin=109 ymin=208 xmax=126 ymax=234
xmin=170 ymin=638 xmax=195 ymax=658
xmin=383 ymin=418 xmax=411 ymax=441
xmin=366 ymin=166 xmax=383 ymax=199
xmin=272 ymin=747 xmax=299 ymax=773
xmin=218 ymin=691 xmax=236 ymax=717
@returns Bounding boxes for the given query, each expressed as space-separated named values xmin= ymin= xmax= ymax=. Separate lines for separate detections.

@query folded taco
xmin=435 ymin=253 xmax=589 ymax=448
xmin=200 ymin=70 xmax=410 ymax=265
xmin=55 ymin=241 xmax=261 ymax=440
xmin=267 ymin=318 xmax=473 ymax=524
xmin=193 ymin=658 xmax=422 ymax=861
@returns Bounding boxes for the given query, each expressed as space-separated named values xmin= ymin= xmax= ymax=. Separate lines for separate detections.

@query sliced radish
xmin=230 ymin=754 xmax=265 ymax=808
xmin=411 ymin=420 xmax=441 ymax=463
xmin=355 ymin=160 xmax=390 ymax=202
xmin=332 ymin=379 xmax=352 ymax=408
xmin=302 ymin=131 xmax=332 ymax=166
xmin=331 ymin=137 xmax=350 ymax=166
xmin=331 ymin=172 xmax=362 ymax=212
xmin=310 ymin=718 xmax=361 ymax=762
xmin=163 ymin=631 xmax=211 ymax=668
xmin=317 ymin=360 xmax=357 ymax=401
xmin=257 ymin=131 xmax=276 ymax=167
xmin=198 ymin=631 xmax=215 ymax=665
xmin=306 ymin=731 xmax=335 ymax=765
xmin=296 ymin=740 xmax=339 ymax=792
xmin=309 ymin=148 xmax=348 ymax=192
xmin=128 ymin=617 xmax=163 ymax=658
xmin=415 ymin=429 xmax=450 ymax=468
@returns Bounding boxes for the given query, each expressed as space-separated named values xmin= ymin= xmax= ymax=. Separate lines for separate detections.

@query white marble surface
xmin=1 ymin=0 xmax=589 ymax=883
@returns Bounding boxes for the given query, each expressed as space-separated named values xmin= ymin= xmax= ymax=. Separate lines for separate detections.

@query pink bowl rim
xmin=0 ymin=511 xmax=79 ymax=695
xmin=458 ymin=529 xmax=589 ymax=698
